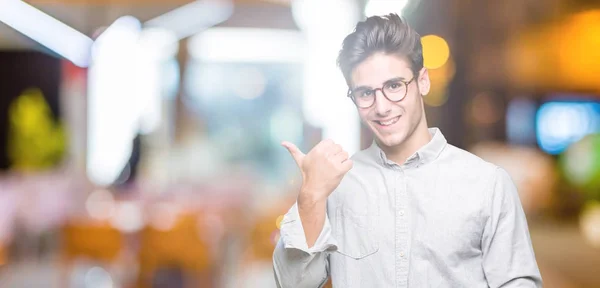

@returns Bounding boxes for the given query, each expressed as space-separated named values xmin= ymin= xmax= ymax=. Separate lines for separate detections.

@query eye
xmin=387 ymin=82 xmax=401 ymax=90
xmin=357 ymin=90 xmax=373 ymax=98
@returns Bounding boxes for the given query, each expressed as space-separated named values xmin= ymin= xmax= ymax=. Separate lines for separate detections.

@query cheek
xmin=404 ymin=92 xmax=422 ymax=114
xmin=357 ymin=109 xmax=371 ymax=122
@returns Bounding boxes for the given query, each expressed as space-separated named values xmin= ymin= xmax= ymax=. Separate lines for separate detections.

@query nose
xmin=373 ymin=89 xmax=392 ymax=116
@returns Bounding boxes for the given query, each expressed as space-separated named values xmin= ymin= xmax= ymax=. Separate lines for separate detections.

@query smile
xmin=374 ymin=116 xmax=400 ymax=126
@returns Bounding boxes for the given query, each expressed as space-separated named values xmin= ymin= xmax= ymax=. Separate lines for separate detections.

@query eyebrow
xmin=352 ymin=76 xmax=407 ymax=91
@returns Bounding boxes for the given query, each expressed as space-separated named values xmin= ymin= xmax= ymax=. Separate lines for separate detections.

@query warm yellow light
xmin=0 ymin=245 xmax=5 ymax=266
xmin=580 ymin=201 xmax=600 ymax=248
xmin=421 ymin=35 xmax=450 ymax=70
xmin=555 ymin=10 xmax=600 ymax=90
xmin=424 ymin=57 xmax=455 ymax=107
xmin=506 ymin=9 xmax=600 ymax=92
xmin=276 ymin=215 xmax=284 ymax=229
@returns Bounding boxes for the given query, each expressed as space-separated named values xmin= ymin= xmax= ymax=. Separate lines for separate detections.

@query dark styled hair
xmin=337 ymin=13 xmax=424 ymax=85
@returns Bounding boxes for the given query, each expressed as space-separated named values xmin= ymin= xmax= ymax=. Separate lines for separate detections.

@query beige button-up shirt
xmin=273 ymin=128 xmax=542 ymax=287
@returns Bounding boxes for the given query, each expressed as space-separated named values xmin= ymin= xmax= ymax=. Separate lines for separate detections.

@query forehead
xmin=350 ymin=53 xmax=413 ymax=88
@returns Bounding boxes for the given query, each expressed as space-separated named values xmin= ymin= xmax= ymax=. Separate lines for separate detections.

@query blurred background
xmin=0 ymin=0 xmax=599 ymax=287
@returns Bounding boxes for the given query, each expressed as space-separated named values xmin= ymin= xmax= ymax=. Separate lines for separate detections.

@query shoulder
xmin=440 ymin=144 xmax=498 ymax=175
xmin=431 ymin=144 xmax=507 ymax=196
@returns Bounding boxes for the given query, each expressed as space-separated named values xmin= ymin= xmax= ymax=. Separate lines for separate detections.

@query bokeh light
xmin=149 ymin=202 xmax=180 ymax=231
xmin=275 ymin=215 xmax=284 ymax=230
xmin=84 ymin=266 xmax=114 ymax=288
xmin=424 ymin=56 xmax=455 ymax=107
xmin=580 ymin=201 xmax=600 ymax=248
xmin=506 ymin=98 xmax=538 ymax=145
xmin=2 ymin=1 xmax=600 ymax=286
xmin=232 ymin=67 xmax=267 ymax=100
xmin=560 ymin=134 xmax=600 ymax=198
xmin=86 ymin=189 xmax=116 ymax=221
xmin=537 ymin=101 xmax=600 ymax=155
xmin=470 ymin=142 xmax=556 ymax=214
xmin=555 ymin=10 xmax=600 ymax=91
xmin=109 ymin=201 xmax=144 ymax=233
xmin=269 ymin=107 xmax=303 ymax=147
xmin=421 ymin=35 xmax=450 ymax=70
xmin=470 ymin=92 xmax=502 ymax=126
xmin=507 ymin=10 xmax=600 ymax=92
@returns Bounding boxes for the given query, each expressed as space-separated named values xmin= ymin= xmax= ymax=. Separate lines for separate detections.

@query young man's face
xmin=350 ymin=53 xmax=430 ymax=149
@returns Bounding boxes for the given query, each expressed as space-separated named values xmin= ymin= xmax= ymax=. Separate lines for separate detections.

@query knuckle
xmin=324 ymin=147 xmax=336 ymax=155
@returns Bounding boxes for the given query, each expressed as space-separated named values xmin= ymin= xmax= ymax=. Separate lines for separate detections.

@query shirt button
xmin=398 ymin=210 xmax=405 ymax=216
xmin=400 ymin=251 xmax=405 ymax=257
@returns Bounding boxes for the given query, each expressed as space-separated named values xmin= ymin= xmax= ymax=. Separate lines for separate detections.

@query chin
xmin=374 ymin=131 xmax=407 ymax=148
xmin=380 ymin=137 xmax=406 ymax=148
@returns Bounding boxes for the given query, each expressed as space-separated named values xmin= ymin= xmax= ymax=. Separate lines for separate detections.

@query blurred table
xmin=530 ymin=220 xmax=600 ymax=288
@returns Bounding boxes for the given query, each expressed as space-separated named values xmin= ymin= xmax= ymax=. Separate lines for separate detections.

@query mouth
xmin=374 ymin=116 xmax=401 ymax=127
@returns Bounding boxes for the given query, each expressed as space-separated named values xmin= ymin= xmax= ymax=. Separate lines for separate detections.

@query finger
xmin=332 ymin=151 xmax=349 ymax=163
xmin=318 ymin=139 xmax=335 ymax=150
xmin=282 ymin=141 xmax=305 ymax=166
xmin=322 ymin=139 xmax=335 ymax=145
xmin=341 ymin=159 xmax=354 ymax=172
xmin=328 ymin=144 xmax=343 ymax=156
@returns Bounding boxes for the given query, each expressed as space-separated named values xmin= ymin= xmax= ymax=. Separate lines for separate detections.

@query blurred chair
xmin=248 ymin=216 xmax=279 ymax=263
xmin=229 ymin=198 xmax=289 ymax=288
xmin=243 ymin=210 xmax=333 ymax=288
xmin=0 ymin=242 xmax=6 ymax=267
xmin=61 ymin=220 xmax=124 ymax=286
xmin=137 ymin=212 xmax=215 ymax=288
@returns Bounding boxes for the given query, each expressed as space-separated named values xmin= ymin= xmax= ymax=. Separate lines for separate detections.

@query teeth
xmin=378 ymin=117 xmax=399 ymax=126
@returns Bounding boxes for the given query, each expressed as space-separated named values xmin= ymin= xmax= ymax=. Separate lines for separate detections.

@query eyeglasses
xmin=347 ymin=77 xmax=415 ymax=108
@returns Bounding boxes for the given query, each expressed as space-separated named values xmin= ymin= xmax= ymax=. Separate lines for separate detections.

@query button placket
xmin=395 ymin=169 xmax=409 ymax=287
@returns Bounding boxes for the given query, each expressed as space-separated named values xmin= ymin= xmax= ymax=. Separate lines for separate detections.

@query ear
xmin=417 ymin=68 xmax=431 ymax=96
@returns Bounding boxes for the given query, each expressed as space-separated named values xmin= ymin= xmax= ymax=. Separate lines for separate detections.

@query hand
xmin=282 ymin=139 xmax=353 ymax=205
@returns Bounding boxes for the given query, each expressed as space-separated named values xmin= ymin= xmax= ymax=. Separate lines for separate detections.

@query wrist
xmin=298 ymin=185 xmax=327 ymax=208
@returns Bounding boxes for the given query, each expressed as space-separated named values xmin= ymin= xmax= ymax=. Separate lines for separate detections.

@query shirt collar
xmin=369 ymin=127 xmax=447 ymax=168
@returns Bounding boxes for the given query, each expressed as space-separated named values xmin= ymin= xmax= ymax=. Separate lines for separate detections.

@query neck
xmin=379 ymin=119 xmax=431 ymax=165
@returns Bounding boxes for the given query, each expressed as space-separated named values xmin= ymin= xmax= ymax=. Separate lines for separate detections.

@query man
xmin=273 ymin=13 xmax=542 ymax=288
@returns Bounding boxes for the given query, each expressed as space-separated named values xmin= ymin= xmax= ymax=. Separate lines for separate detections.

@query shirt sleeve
xmin=280 ymin=202 xmax=338 ymax=253
xmin=273 ymin=202 xmax=338 ymax=288
xmin=481 ymin=167 xmax=543 ymax=288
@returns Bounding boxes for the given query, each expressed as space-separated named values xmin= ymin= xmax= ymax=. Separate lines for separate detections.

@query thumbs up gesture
xmin=282 ymin=139 xmax=353 ymax=205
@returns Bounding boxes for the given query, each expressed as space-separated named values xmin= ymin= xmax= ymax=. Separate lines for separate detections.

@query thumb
xmin=281 ymin=141 xmax=305 ymax=166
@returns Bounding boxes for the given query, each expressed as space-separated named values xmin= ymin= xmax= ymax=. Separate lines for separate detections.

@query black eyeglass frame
xmin=347 ymin=77 xmax=416 ymax=108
